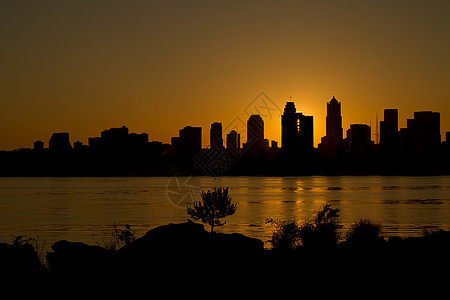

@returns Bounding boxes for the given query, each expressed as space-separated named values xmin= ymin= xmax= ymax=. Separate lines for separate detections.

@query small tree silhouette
xmin=187 ymin=187 xmax=237 ymax=233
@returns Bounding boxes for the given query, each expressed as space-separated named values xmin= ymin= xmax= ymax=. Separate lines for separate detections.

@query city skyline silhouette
xmin=3 ymin=95 xmax=449 ymax=150
xmin=2 ymin=1 xmax=450 ymax=151
xmin=1 ymin=96 xmax=449 ymax=176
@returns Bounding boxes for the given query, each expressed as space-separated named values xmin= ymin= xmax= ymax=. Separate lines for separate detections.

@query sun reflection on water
xmin=0 ymin=176 xmax=449 ymax=246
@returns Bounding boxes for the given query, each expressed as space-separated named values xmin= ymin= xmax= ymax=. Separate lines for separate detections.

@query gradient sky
xmin=1 ymin=0 xmax=450 ymax=150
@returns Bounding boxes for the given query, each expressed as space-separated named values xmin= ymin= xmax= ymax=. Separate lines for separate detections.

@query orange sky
xmin=1 ymin=0 xmax=450 ymax=150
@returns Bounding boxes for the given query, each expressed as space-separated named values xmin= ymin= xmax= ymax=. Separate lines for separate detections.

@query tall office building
xmin=226 ymin=130 xmax=240 ymax=152
xmin=179 ymin=126 xmax=202 ymax=156
xmin=281 ymin=102 xmax=314 ymax=154
xmin=405 ymin=111 xmax=440 ymax=152
xmin=319 ymin=97 xmax=343 ymax=160
xmin=210 ymin=122 xmax=223 ymax=150
xmin=247 ymin=115 xmax=264 ymax=146
xmin=380 ymin=109 xmax=399 ymax=152
xmin=243 ymin=115 xmax=265 ymax=155
xmin=325 ymin=96 xmax=343 ymax=146
xmin=49 ymin=132 xmax=72 ymax=152
xmin=348 ymin=124 xmax=373 ymax=157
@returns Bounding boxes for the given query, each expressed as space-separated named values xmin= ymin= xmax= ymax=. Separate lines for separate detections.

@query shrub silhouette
xmin=187 ymin=187 xmax=237 ymax=233
xmin=115 ymin=224 xmax=136 ymax=246
xmin=95 ymin=223 xmax=136 ymax=252
xmin=267 ymin=204 xmax=341 ymax=251
xmin=345 ymin=218 xmax=384 ymax=249
xmin=266 ymin=219 xmax=302 ymax=252
xmin=10 ymin=234 xmax=48 ymax=269
xmin=299 ymin=204 xmax=341 ymax=249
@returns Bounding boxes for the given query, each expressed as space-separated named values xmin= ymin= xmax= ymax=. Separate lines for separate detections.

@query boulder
xmin=115 ymin=221 xmax=209 ymax=270
xmin=46 ymin=240 xmax=111 ymax=274
xmin=115 ymin=221 xmax=265 ymax=274
xmin=208 ymin=232 xmax=265 ymax=256
xmin=0 ymin=242 xmax=44 ymax=275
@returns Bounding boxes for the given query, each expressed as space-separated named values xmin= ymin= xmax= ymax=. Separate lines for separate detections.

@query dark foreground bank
xmin=2 ymin=221 xmax=450 ymax=286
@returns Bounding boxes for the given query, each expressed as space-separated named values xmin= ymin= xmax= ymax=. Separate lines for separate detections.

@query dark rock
xmin=118 ymin=221 xmax=207 ymax=254
xmin=115 ymin=221 xmax=265 ymax=275
xmin=46 ymin=240 xmax=112 ymax=274
xmin=0 ymin=242 xmax=44 ymax=275
xmin=115 ymin=221 xmax=209 ymax=272
xmin=208 ymin=232 xmax=265 ymax=257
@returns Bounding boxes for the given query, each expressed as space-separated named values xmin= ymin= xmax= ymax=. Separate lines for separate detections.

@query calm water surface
xmin=1 ymin=176 xmax=449 ymax=246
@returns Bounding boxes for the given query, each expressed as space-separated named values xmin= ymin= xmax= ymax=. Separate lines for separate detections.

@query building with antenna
xmin=281 ymin=101 xmax=314 ymax=155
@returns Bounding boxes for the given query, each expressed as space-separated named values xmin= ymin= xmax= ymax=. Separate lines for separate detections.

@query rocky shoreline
xmin=2 ymin=221 xmax=450 ymax=286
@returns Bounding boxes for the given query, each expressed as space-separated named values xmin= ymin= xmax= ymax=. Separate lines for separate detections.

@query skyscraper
xmin=226 ymin=130 xmax=240 ymax=152
xmin=380 ymin=109 xmax=399 ymax=152
xmin=247 ymin=115 xmax=264 ymax=146
xmin=99 ymin=126 xmax=128 ymax=151
xmin=210 ymin=122 xmax=223 ymax=150
xmin=281 ymin=101 xmax=313 ymax=154
xmin=348 ymin=124 xmax=373 ymax=158
xmin=319 ymin=96 xmax=343 ymax=160
xmin=243 ymin=115 xmax=265 ymax=155
xmin=179 ymin=126 xmax=202 ymax=157
xmin=281 ymin=102 xmax=297 ymax=153
xmin=326 ymin=96 xmax=343 ymax=146
xmin=49 ymin=132 xmax=72 ymax=152
xmin=405 ymin=111 xmax=440 ymax=152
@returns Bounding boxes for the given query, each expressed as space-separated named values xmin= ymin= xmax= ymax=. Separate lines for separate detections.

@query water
xmin=1 ymin=176 xmax=449 ymax=247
